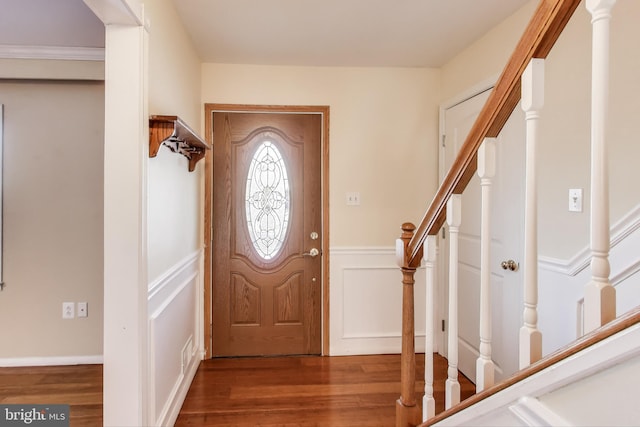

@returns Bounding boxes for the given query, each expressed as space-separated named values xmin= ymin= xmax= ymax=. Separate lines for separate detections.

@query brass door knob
xmin=303 ymin=248 xmax=319 ymax=257
xmin=501 ymin=260 xmax=519 ymax=271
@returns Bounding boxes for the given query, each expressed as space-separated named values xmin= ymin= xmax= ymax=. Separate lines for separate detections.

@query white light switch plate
xmin=569 ymin=188 xmax=583 ymax=212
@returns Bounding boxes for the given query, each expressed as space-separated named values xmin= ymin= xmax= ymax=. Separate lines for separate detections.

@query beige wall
xmin=440 ymin=0 xmax=537 ymax=103
xmin=146 ymin=0 xmax=203 ymax=282
xmin=201 ymin=64 xmax=441 ymax=246
xmin=0 ymin=58 xmax=104 ymax=80
xmin=0 ymin=80 xmax=104 ymax=358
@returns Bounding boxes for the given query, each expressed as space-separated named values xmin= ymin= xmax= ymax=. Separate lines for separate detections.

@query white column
xmin=89 ymin=0 xmax=150 ymax=424
xmin=584 ymin=0 xmax=617 ymax=333
xmin=422 ymin=235 xmax=437 ymax=421
xmin=445 ymin=195 xmax=461 ymax=409
xmin=519 ymin=58 xmax=544 ymax=369
xmin=476 ymin=138 xmax=496 ymax=391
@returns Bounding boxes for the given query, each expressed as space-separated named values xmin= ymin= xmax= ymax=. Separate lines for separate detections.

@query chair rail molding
xmin=539 ymin=203 xmax=640 ymax=276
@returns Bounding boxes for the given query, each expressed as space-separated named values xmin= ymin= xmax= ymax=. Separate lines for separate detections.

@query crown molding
xmin=0 ymin=44 xmax=104 ymax=61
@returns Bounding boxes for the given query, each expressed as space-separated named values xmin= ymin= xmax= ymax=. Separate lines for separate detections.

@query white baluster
xmin=423 ymin=235 xmax=437 ymax=421
xmin=476 ymin=138 xmax=496 ymax=391
xmin=446 ymin=195 xmax=461 ymax=409
xmin=519 ymin=58 xmax=544 ymax=369
xmin=585 ymin=0 xmax=617 ymax=333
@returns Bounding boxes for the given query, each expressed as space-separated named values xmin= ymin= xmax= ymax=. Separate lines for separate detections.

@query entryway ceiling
xmin=173 ymin=0 xmax=531 ymax=67
xmin=1 ymin=0 xmax=531 ymax=67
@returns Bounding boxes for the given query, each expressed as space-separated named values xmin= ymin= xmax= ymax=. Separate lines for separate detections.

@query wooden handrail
xmin=397 ymin=1 xmax=584 ymax=425
xmin=419 ymin=305 xmax=640 ymax=427
xmin=405 ymin=0 xmax=581 ymax=265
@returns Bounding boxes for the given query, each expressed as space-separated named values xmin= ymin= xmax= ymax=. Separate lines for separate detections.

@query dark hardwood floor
xmin=0 ymin=354 xmax=474 ymax=426
xmin=0 ymin=364 xmax=102 ymax=426
xmin=176 ymin=354 xmax=475 ymax=426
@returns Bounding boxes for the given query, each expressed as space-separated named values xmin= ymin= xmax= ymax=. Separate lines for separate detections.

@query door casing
xmin=203 ymin=104 xmax=330 ymax=358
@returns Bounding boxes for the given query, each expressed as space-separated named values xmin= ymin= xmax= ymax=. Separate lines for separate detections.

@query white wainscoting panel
xmin=330 ymin=247 xmax=426 ymax=355
xmin=148 ymin=250 xmax=202 ymax=426
xmin=538 ymin=204 xmax=640 ymax=355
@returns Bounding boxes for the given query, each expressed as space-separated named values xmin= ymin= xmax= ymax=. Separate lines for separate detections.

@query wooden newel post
xmin=396 ymin=222 xmax=422 ymax=427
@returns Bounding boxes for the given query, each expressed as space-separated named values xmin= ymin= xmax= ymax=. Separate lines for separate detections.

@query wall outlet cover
xmin=62 ymin=302 xmax=75 ymax=319
xmin=77 ymin=302 xmax=88 ymax=318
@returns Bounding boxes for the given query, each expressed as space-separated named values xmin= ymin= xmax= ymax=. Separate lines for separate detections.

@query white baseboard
xmin=0 ymin=355 xmax=103 ymax=367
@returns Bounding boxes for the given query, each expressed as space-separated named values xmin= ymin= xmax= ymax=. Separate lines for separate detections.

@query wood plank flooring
xmin=0 ymin=354 xmax=474 ymax=426
xmin=176 ymin=354 xmax=475 ymax=426
xmin=0 ymin=364 xmax=102 ymax=426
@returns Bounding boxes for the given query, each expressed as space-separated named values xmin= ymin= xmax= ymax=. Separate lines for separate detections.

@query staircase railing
xmin=395 ymin=0 xmax=622 ymax=425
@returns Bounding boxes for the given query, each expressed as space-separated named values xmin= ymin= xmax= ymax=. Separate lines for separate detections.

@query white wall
xmin=0 ymin=80 xmax=104 ymax=362
xmin=538 ymin=345 xmax=640 ymax=426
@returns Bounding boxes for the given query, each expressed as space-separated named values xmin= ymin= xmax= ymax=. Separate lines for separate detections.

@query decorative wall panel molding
xmin=329 ymin=247 xmax=428 ymax=356
xmin=537 ymin=206 xmax=640 ymax=354
xmin=148 ymin=249 xmax=202 ymax=426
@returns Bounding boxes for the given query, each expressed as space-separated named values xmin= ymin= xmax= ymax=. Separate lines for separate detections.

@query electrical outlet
xmin=77 ymin=302 xmax=88 ymax=318
xmin=62 ymin=302 xmax=75 ymax=319
xmin=346 ymin=192 xmax=361 ymax=206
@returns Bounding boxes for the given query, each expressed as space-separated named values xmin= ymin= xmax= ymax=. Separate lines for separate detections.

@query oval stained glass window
xmin=245 ymin=140 xmax=290 ymax=260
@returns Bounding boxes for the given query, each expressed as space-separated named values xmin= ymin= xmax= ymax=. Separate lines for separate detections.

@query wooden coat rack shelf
xmin=149 ymin=115 xmax=209 ymax=172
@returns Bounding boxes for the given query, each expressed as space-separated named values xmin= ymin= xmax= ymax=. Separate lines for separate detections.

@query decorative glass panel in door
xmin=245 ymin=140 xmax=290 ymax=260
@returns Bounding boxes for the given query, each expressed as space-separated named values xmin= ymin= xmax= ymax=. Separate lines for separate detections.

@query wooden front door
xmin=212 ymin=112 xmax=322 ymax=357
